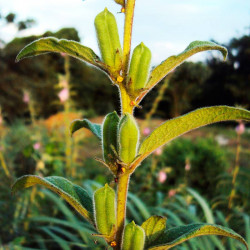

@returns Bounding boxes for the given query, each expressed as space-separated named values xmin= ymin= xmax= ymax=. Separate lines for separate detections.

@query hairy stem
xmin=119 ymin=84 xmax=133 ymax=115
xmin=115 ymin=173 xmax=130 ymax=249
xmin=122 ymin=0 xmax=136 ymax=76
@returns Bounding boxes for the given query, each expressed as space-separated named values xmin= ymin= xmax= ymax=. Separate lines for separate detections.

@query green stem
xmin=122 ymin=0 xmax=136 ymax=76
xmin=228 ymin=133 xmax=241 ymax=210
xmin=119 ymin=84 xmax=133 ymax=115
xmin=115 ymin=173 xmax=130 ymax=249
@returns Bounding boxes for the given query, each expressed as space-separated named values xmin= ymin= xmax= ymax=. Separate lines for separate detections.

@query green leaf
xmin=70 ymin=119 xmax=102 ymax=140
xmin=141 ymin=216 xmax=167 ymax=247
xmin=146 ymin=41 xmax=227 ymax=90
xmin=16 ymin=37 xmax=108 ymax=72
xmin=12 ymin=175 xmax=94 ymax=223
xmin=139 ymin=106 xmax=250 ymax=159
xmin=187 ymin=188 xmax=214 ymax=224
xmin=148 ymin=224 xmax=248 ymax=250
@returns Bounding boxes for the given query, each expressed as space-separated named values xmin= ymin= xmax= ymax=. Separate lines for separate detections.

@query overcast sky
xmin=0 ymin=0 xmax=249 ymax=65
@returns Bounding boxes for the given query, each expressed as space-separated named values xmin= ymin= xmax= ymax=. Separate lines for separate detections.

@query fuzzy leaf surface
xmin=148 ymin=223 xmax=248 ymax=249
xmin=139 ymin=106 xmax=250 ymax=159
xmin=16 ymin=37 xmax=108 ymax=72
xmin=146 ymin=41 xmax=227 ymax=90
xmin=12 ymin=175 xmax=94 ymax=223
xmin=141 ymin=216 xmax=167 ymax=247
xmin=70 ymin=119 xmax=102 ymax=140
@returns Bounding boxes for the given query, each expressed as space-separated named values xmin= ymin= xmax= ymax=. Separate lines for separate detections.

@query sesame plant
xmin=12 ymin=0 xmax=250 ymax=249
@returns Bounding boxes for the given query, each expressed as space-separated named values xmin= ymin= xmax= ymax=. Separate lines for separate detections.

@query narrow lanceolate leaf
xmin=148 ymin=224 xmax=248 ymax=250
xmin=146 ymin=41 xmax=227 ymax=91
xmin=70 ymin=119 xmax=101 ymax=140
xmin=12 ymin=175 xmax=94 ymax=223
xmin=141 ymin=216 xmax=166 ymax=248
xmin=139 ymin=106 xmax=250 ymax=159
xmin=16 ymin=37 xmax=108 ymax=72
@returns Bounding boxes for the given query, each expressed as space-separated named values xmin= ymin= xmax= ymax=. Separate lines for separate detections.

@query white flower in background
xmin=235 ymin=121 xmax=245 ymax=135
xmin=33 ymin=142 xmax=41 ymax=151
xmin=58 ymin=88 xmax=69 ymax=103
xmin=158 ymin=170 xmax=167 ymax=183
xmin=168 ymin=189 xmax=177 ymax=198
xmin=143 ymin=127 xmax=151 ymax=136
xmin=154 ymin=147 xmax=163 ymax=156
xmin=23 ymin=92 xmax=30 ymax=103
xmin=185 ymin=162 xmax=191 ymax=171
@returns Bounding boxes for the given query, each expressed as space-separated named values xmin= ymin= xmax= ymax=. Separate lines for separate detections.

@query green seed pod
xmin=118 ymin=113 xmax=139 ymax=164
xmin=114 ymin=0 xmax=125 ymax=6
xmin=102 ymin=111 xmax=120 ymax=166
xmin=94 ymin=184 xmax=116 ymax=235
xmin=94 ymin=8 xmax=122 ymax=69
xmin=128 ymin=42 xmax=151 ymax=91
xmin=122 ymin=221 xmax=145 ymax=250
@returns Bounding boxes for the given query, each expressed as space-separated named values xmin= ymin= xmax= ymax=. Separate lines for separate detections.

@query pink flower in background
xmin=60 ymin=52 xmax=67 ymax=57
xmin=58 ymin=88 xmax=69 ymax=103
xmin=33 ymin=142 xmax=41 ymax=151
xmin=0 ymin=116 xmax=2 ymax=125
xmin=154 ymin=147 xmax=163 ymax=156
xmin=0 ymin=146 xmax=3 ymax=151
xmin=235 ymin=122 xmax=245 ymax=135
xmin=143 ymin=127 xmax=151 ymax=136
xmin=158 ymin=171 xmax=167 ymax=183
xmin=168 ymin=189 xmax=176 ymax=198
xmin=23 ymin=92 xmax=30 ymax=103
xmin=185 ymin=162 xmax=191 ymax=171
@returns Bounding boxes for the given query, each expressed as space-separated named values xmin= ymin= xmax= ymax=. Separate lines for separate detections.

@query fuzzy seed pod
xmin=118 ymin=113 xmax=139 ymax=164
xmin=94 ymin=8 xmax=122 ymax=69
xmin=114 ymin=0 xmax=125 ymax=6
xmin=122 ymin=221 xmax=145 ymax=250
xmin=102 ymin=111 xmax=120 ymax=166
xmin=128 ymin=42 xmax=151 ymax=91
xmin=94 ymin=184 xmax=116 ymax=235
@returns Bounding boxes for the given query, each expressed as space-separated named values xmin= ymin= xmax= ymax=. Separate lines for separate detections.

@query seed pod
xmin=102 ymin=111 xmax=120 ymax=166
xmin=94 ymin=184 xmax=116 ymax=235
xmin=122 ymin=221 xmax=145 ymax=250
xmin=118 ymin=113 xmax=139 ymax=164
xmin=114 ymin=0 xmax=125 ymax=6
xmin=128 ymin=42 xmax=151 ymax=91
xmin=94 ymin=8 xmax=122 ymax=69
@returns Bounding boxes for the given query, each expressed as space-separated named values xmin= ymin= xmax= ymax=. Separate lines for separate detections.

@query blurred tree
xmin=198 ymin=35 xmax=250 ymax=109
xmin=0 ymin=27 xmax=119 ymax=122
xmin=165 ymin=62 xmax=210 ymax=117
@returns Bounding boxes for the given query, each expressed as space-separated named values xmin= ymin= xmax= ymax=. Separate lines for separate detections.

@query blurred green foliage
xmin=0 ymin=28 xmax=119 ymax=122
xmin=0 ymin=29 xmax=250 ymax=121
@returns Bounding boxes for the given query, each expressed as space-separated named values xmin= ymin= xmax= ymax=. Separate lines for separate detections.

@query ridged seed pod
xmin=118 ymin=113 xmax=139 ymax=164
xmin=122 ymin=221 xmax=145 ymax=250
xmin=102 ymin=111 xmax=120 ymax=166
xmin=94 ymin=184 xmax=116 ymax=235
xmin=128 ymin=42 xmax=151 ymax=91
xmin=94 ymin=8 xmax=122 ymax=69
xmin=114 ymin=0 xmax=125 ymax=6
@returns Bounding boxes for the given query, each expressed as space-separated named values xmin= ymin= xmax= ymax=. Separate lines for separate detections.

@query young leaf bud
xmin=128 ymin=42 xmax=151 ymax=91
xmin=94 ymin=8 xmax=122 ymax=69
xmin=122 ymin=221 xmax=145 ymax=250
xmin=102 ymin=111 xmax=120 ymax=167
xmin=118 ymin=113 xmax=139 ymax=164
xmin=94 ymin=184 xmax=116 ymax=236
